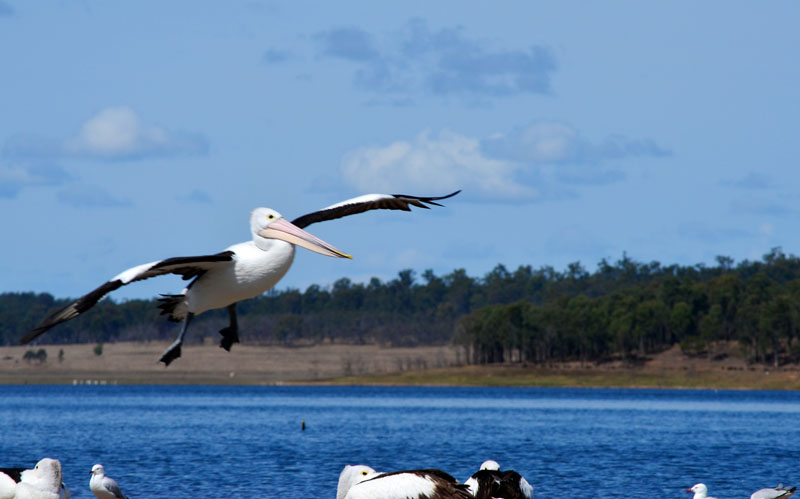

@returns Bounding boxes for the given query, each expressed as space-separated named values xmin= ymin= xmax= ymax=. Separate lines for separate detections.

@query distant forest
xmin=3 ymin=248 xmax=800 ymax=367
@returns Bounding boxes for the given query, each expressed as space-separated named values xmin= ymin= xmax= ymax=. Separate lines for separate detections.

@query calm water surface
xmin=1 ymin=385 xmax=798 ymax=498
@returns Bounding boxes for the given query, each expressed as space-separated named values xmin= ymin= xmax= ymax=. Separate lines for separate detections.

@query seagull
xmin=751 ymin=484 xmax=797 ymax=499
xmin=687 ymin=483 xmax=719 ymax=499
xmin=339 ymin=466 xmax=472 ymax=499
xmin=89 ymin=464 xmax=126 ymax=499
xmin=464 ymin=460 xmax=533 ymax=499
xmin=0 ymin=458 xmax=67 ymax=499
xmin=19 ymin=191 xmax=460 ymax=365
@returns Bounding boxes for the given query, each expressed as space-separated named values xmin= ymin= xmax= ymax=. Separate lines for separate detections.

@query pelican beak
xmin=259 ymin=218 xmax=352 ymax=259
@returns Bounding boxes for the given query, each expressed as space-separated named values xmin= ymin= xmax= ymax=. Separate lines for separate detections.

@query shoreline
xmin=2 ymin=341 xmax=799 ymax=390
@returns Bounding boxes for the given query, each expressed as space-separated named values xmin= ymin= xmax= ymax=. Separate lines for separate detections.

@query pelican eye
xmin=267 ymin=214 xmax=275 ymax=220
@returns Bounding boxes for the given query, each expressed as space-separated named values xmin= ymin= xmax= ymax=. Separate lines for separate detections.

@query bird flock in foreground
xmin=0 ymin=459 xmax=126 ymax=499
xmin=337 ymin=460 xmax=533 ymax=499
xmin=1 ymin=458 xmax=794 ymax=498
xmin=687 ymin=482 xmax=796 ymax=499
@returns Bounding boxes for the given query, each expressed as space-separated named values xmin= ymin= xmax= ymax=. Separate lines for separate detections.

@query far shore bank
xmin=311 ymin=364 xmax=800 ymax=391
xmin=2 ymin=341 xmax=799 ymax=390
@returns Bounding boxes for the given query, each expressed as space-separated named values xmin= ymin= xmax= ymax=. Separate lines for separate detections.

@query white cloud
xmin=313 ymin=19 xmax=557 ymax=101
xmin=341 ymin=130 xmax=539 ymax=202
xmin=0 ymin=162 xmax=72 ymax=198
xmin=482 ymin=122 xmax=670 ymax=165
xmin=4 ymin=106 xmax=208 ymax=161
xmin=340 ymin=123 xmax=670 ymax=202
xmin=64 ymin=107 xmax=207 ymax=159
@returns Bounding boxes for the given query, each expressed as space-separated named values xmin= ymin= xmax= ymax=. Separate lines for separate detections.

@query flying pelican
xmin=337 ymin=465 xmax=472 ymax=499
xmin=89 ymin=464 xmax=126 ymax=499
xmin=751 ymin=484 xmax=796 ymax=499
xmin=686 ymin=483 xmax=719 ymax=499
xmin=20 ymin=191 xmax=459 ymax=365
xmin=464 ymin=460 xmax=533 ymax=499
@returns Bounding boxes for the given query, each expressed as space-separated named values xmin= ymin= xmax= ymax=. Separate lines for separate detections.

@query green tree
xmin=634 ymin=299 xmax=669 ymax=355
xmin=669 ymin=302 xmax=693 ymax=342
xmin=762 ymin=294 xmax=799 ymax=367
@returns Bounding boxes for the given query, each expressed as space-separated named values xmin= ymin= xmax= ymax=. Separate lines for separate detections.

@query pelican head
xmin=21 ymin=458 xmax=63 ymax=494
xmin=337 ymin=465 xmax=379 ymax=499
xmin=480 ymin=460 xmax=500 ymax=471
xmin=250 ymin=207 xmax=352 ymax=258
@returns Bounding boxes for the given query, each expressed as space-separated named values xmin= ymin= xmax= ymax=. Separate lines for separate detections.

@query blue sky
xmin=2 ymin=1 xmax=799 ymax=300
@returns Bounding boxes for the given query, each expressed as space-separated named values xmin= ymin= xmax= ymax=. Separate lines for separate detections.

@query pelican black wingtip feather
xmin=19 ymin=279 xmax=125 ymax=345
xmin=390 ymin=190 xmax=461 ymax=208
xmin=291 ymin=190 xmax=461 ymax=229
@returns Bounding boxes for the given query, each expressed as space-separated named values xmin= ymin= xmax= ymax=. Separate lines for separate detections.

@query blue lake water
xmin=1 ymin=385 xmax=798 ymax=498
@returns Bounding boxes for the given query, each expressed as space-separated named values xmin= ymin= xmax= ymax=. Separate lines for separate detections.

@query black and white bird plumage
xmin=20 ymin=191 xmax=459 ymax=365
xmin=464 ymin=460 xmax=533 ymax=499
xmin=338 ymin=465 xmax=472 ymax=499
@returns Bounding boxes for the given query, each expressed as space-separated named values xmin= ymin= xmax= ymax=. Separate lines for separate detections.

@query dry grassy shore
xmin=2 ymin=341 xmax=800 ymax=389
xmin=0 ymin=341 xmax=460 ymax=385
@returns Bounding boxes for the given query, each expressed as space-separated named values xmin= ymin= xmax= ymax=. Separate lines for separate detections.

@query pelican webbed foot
xmin=158 ymin=341 xmax=182 ymax=366
xmin=218 ymin=326 xmax=239 ymax=351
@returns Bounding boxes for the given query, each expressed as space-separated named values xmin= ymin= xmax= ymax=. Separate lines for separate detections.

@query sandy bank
xmin=0 ymin=342 xmax=460 ymax=385
xmin=3 ymin=341 xmax=800 ymax=389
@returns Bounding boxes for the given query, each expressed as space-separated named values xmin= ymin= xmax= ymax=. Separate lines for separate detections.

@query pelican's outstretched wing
xmin=291 ymin=191 xmax=460 ymax=229
xmin=20 ymin=251 xmax=234 ymax=344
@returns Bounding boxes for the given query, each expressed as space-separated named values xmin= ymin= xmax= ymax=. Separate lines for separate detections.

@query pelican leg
xmin=159 ymin=312 xmax=194 ymax=366
xmin=218 ymin=304 xmax=239 ymax=352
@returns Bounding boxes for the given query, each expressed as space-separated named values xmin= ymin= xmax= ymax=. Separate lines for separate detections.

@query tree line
xmin=2 ymin=248 xmax=800 ymax=366
xmin=454 ymin=250 xmax=800 ymax=367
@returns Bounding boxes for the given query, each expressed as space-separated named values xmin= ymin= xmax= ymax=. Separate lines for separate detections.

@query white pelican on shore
xmin=687 ymin=483 xmax=719 ymax=499
xmin=751 ymin=484 xmax=796 ymax=499
xmin=464 ymin=460 xmax=533 ymax=499
xmin=337 ymin=465 xmax=472 ymax=499
xmin=0 ymin=458 xmax=68 ymax=499
xmin=89 ymin=464 xmax=126 ymax=499
xmin=20 ymin=191 xmax=459 ymax=365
